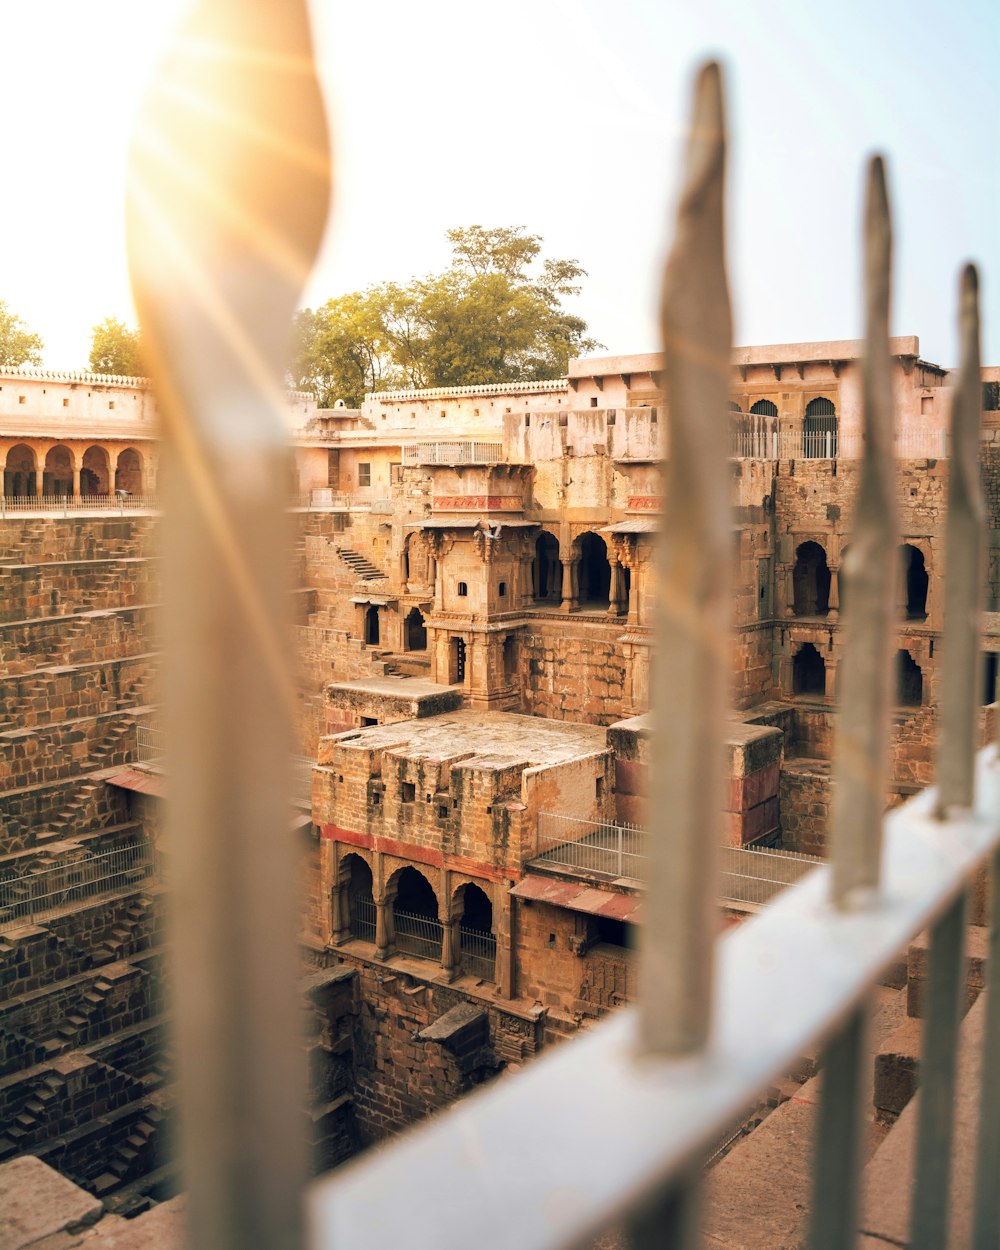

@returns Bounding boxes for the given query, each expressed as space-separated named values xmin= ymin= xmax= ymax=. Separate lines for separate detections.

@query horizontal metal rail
xmin=0 ymin=838 xmax=154 ymax=930
xmin=135 ymin=724 xmax=166 ymax=763
xmin=309 ymin=748 xmax=1000 ymax=1250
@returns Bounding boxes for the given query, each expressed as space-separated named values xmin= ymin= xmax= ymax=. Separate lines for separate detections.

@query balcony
xmin=401 ymin=440 xmax=504 ymax=466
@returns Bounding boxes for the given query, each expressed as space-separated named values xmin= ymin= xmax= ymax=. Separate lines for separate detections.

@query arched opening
xmin=577 ymin=531 xmax=611 ymax=606
xmin=364 ymin=605 xmax=380 ymax=646
xmin=896 ymin=649 xmax=923 ymax=707
xmin=534 ymin=532 xmax=561 ymax=601
xmin=983 ymin=652 xmax=999 ymax=706
xmin=4 ymin=444 xmax=36 ymax=497
xmin=793 ymin=542 xmax=831 ymax=616
xmin=115 ymin=447 xmax=143 ymax=494
xmin=81 ymin=445 xmax=110 ymax=496
xmin=457 ymin=882 xmax=496 ymax=981
xmin=803 ymin=397 xmax=838 ymax=458
xmin=43 ymin=445 xmax=73 ymax=496
xmin=404 ymin=607 xmax=427 ymax=651
xmin=793 ymin=643 xmax=826 ymax=696
xmin=750 ymin=399 xmax=778 ymax=418
xmin=342 ymin=854 xmax=375 ymax=942
xmin=900 ymin=545 xmax=928 ymax=620
xmin=392 ymin=866 xmax=442 ymax=961
xmin=448 ymin=636 xmax=466 ymax=684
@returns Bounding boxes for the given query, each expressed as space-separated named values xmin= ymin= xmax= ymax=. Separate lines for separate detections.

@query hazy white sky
xmin=4 ymin=0 xmax=998 ymax=371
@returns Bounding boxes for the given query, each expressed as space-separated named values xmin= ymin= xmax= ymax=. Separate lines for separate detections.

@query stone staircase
xmin=91 ymin=896 xmax=154 ymax=966
xmin=90 ymin=1108 xmax=164 ymax=1197
xmin=38 ymin=779 xmax=105 ymax=844
xmin=334 ymin=545 xmax=386 ymax=581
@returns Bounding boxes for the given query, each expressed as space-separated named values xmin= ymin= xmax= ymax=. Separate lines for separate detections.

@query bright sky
xmin=4 ymin=0 xmax=998 ymax=372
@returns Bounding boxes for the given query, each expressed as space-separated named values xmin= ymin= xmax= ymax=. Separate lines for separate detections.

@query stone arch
xmin=895 ymin=649 xmax=923 ymax=707
xmin=389 ymin=865 xmax=442 ymax=961
xmin=81 ymin=445 xmax=110 ymax=496
xmin=453 ymin=881 xmax=496 ymax=982
xmin=575 ymin=530 xmax=611 ymax=605
xmin=43 ymin=444 xmax=74 ymax=496
xmin=364 ymin=605 xmax=380 ymax=646
xmin=793 ymin=541 xmax=831 ymax=616
xmin=339 ymin=852 xmax=375 ymax=941
xmin=750 ymin=399 xmax=778 ymax=418
xmin=4 ymin=443 xmax=37 ymax=496
xmin=403 ymin=531 xmax=430 ymax=588
xmin=803 ymin=397 xmax=838 ymax=458
xmin=793 ymin=642 xmax=826 ymax=696
xmin=404 ymin=607 xmax=427 ymax=651
xmin=533 ymin=530 xmax=562 ymax=601
xmin=900 ymin=544 xmax=928 ymax=620
xmin=115 ymin=447 xmax=143 ymax=494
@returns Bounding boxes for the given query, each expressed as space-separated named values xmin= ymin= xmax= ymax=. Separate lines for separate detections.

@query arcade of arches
xmin=1 ymin=441 xmax=149 ymax=497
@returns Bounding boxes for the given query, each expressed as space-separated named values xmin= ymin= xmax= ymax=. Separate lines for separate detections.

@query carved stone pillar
xmin=496 ymin=886 xmax=514 ymax=999
xmin=560 ymin=556 xmax=574 ymax=612
xmin=330 ymin=882 xmax=348 ymax=945
xmin=72 ymin=467 xmax=81 ymax=498
xmin=441 ymin=917 xmax=458 ymax=981
xmin=827 ymin=566 xmax=839 ymax=620
xmin=824 ymin=658 xmax=837 ymax=700
xmin=375 ymin=891 xmax=395 ymax=961
xmin=32 ymin=468 xmax=42 ymax=499
xmin=608 ymin=557 xmax=625 ymax=616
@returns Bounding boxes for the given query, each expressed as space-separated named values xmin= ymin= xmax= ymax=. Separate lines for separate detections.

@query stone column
xmin=824 ymin=657 xmax=837 ymax=700
xmin=496 ymin=886 xmax=514 ymax=999
xmin=72 ymin=466 xmax=81 ymax=498
xmin=785 ymin=568 xmax=796 ymax=616
xmin=548 ymin=559 xmax=559 ymax=600
xmin=441 ymin=917 xmax=458 ymax=981
xmin=329 ymin=882 xmax=348 ymax=944
xmin=608 ymin=557 xmax=625 ymax=616
xmin=32 ymin=467 xmax=42 ymax=499
xmin=827 ymin=566 xmax=839 ymax=620
xmin=374 ymin=893 xmax=394 ymax=961
xmin=560 ymin=556 xmax=574 ymax=612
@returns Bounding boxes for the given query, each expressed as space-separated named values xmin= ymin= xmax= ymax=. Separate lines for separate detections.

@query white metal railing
xmin=401 ymin=441 xmax=504 ymax=466
xmin=128 ymin=12 xmax=999 ymax=1250
xmin=135 ymin=723 xmax=166 ymax=764
xmin=534 ymin=813 xmax=818 ymax=904
xmin=369 ymin=378 xmax=565 ymax=402
xmin=0 ymin=493 xmax=159 ymax=515
xmin=349 ymin=895 xmax=377 ymax=943
xmin=0 ymin=838 xmax=154 ymax=930
xmin=729 ymin=427 xmax=951 ymax=460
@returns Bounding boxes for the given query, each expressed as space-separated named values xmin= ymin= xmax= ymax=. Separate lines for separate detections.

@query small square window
xmin=920 ymin=396 xmax=934 ymax=415
xmin=18 ymin=395 xmax=25 ymax=404
xmin=360 ymin=716 xmax=377 ymax=726
xmin=62 ymin=397 xmax=69 ymax=408
xmin=438 ymin=804 xmax=449 ymax=819
xmin=357 ymin=462 xmax=371 ymax=487
xmin=596 ymin=777 xmax=604 ymax=799
xmin=401 ymin=781 xmax=415 ymax=802
xmin=108 ymin=401 xmax=115 ymax=410
xmin=498 ymin=582 xmax=507 ymax=597
xmin=590 ymin=396 xmax=598 ymax=408
xmin=457 ymin=582 xmax=468 ymax=597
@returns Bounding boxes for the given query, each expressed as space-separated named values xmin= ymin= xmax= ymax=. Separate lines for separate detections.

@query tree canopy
xmin=0 ymin=301 xmax=43 ymax=367
xmin=290 ymin=226 xmax=600 ymax=407
xmin=89 ymin=317 xmax=145 ymax=376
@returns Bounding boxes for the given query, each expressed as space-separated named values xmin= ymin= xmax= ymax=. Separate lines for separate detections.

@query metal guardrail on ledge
xmin=135 ymin=723 xmax=166 ymax=764
xmin=0 ymin=839 xmax=155 ymax=931
xmin=729 ymin=428 xmax=951 ymax=460
xmin=293 ymin=489 xmax=392 ymax=512
xmin=533 ymin=812 xmax=819 ymax=905
xmin=0 ymin=493 xmax=160 ymax=516
xmin=401 ymin=441 xmax=504 ymax=466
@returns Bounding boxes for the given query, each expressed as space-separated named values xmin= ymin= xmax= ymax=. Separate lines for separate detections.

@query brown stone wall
xmin=518 ymin=622 xmax=630 ymax=724
xmin=0 ymin=655 xmax=156 ymax=728
xmin=0 ymin=776 xmax=131 ymax=855
xmin=0 ymin=606 xmax=156 ymax=676
xmin=0 ymin=710 xmax=138 ymax=789
xmin=779 ymin=761 xmax=832 ymax=856
xmin=0 ymin=558 xmax=159 ymax=624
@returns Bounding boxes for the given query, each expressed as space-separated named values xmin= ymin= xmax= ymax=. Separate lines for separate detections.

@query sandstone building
xmin=2 ymin=342 xmax=999 ymax=1218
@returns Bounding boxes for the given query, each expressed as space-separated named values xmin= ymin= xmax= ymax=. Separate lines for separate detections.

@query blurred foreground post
xmin=126 ymin=4 xmax=331 ymax=1249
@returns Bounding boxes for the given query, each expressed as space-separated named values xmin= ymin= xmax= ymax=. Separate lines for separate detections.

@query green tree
xmin=89 ymin=317 xmax=145 ymax=376
xmin=0 ymin=301 xmax=43 ymax=367
xmin=290 ymin=226 xmax=600 ymax=402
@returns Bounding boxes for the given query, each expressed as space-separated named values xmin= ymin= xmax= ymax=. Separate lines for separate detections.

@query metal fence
xmin=535 ymin=812 xmax=648 ymax=880
xmin=393 ymin=909 xmax=444 ymax=961
xmin=349 ymin=895 xmax=377 ymax=943
xmin=535 ymin=813 xmax=818 ymax=905
xmin=0 ymin=493 xmax=159 ymax=515
xmin=0 ymin=839 xmax=155 ymax=930
xmin=129 ymin=10 xmax=1000 ymax=1250
xmin=459 ymin=926 xmax=497 ymax=982
xmin=135 ymin=723 xmax=166 ymax=764
xmin=730 ymin=427 xmax=951 ymax=461
xmin=401 ymin=441 xmax=504 ymax=466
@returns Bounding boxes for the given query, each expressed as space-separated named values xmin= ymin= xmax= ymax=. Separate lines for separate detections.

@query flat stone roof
xmin=329 ymin=677 xmax=459 ymax=699
xmin=322 ymin=709 xmax=608 ymax=768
